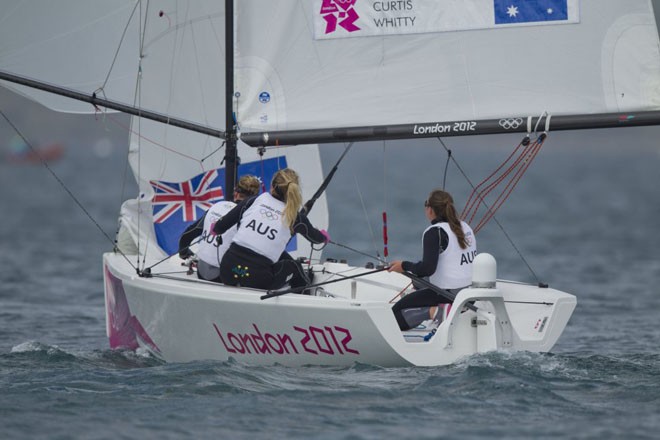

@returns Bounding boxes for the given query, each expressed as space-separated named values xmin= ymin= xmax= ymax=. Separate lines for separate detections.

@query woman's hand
xmin=388 ymin=260 xmax=404 ymax=273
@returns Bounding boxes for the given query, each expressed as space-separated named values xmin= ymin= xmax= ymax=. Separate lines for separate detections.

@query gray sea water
xmin=2 ymin=90 xmax=660 ymax=439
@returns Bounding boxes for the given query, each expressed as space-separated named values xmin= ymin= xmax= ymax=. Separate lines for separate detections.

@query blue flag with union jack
xmin=150 ymin=156 xmax=289 ymax=255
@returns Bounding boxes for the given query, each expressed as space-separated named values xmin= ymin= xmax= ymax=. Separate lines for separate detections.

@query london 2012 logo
xmin=320 ymin=0 xmax=361 ymax=34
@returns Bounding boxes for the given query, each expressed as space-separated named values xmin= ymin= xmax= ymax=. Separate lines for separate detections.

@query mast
xmin=224 ymin=0 xmax=237 ymax=200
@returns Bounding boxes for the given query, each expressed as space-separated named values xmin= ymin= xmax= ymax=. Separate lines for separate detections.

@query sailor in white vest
xmin=214 ymin=168 xmax=329 ymax=290
xmin=388 ymin=189 xmax=477 ymax=330
xmin=178 ymin=175 xmax=261 ymax=282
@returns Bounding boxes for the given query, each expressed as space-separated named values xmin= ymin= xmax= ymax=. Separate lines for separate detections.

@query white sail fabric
xmin=234 ymin=0 xmax=660 ymax=132
xmin=0 ymin=0 xmax=140 ymax=113
xmin=118 ymin=1 xmax=327 ymax=259
xmin=0 ymin=0 xmax=328 ymax=260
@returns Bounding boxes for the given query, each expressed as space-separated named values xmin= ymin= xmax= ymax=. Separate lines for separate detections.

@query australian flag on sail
xmin=494 ymin=0 xmax=568 ymax=25
xmin=150 ymin=156 xmax=288 ymax=255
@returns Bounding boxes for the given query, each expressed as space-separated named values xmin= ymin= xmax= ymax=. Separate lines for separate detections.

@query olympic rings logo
xmin=498 ymin=118 xmax=523 ymax=130
xmin=260 ymin=208 xmax=279 ymax=220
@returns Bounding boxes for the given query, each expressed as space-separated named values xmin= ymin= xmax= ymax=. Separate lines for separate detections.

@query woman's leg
xmin=272 ymin=254 xmax=310 ymax=290
xmin=220 ymin=245 xmax=273 ymax=289
xmin=392 ymin=288 xmax=452 ymax=330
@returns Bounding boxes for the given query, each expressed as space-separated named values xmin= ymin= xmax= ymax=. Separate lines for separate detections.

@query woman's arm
xmin=178 ymin=215 xmax=205 ymax=257
xmin=401 ymin=227 xmax=448 ymax=277
xmin=292 ymin=213 xmax=327 ymax=244
xmin=212 ymin=196 xmax=254 ymax=235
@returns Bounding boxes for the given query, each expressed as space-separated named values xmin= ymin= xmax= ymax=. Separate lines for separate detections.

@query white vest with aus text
xmin=197 ymin=200 xmax=237 ymax=267
xmin=426 ymin=221 xmax=477 ymax=289
xmin=232 ymin=192 xmax=292 ymax=263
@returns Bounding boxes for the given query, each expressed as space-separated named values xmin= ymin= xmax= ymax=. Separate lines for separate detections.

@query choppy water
xmin=1 ymin=102 xmax=660 ymax=439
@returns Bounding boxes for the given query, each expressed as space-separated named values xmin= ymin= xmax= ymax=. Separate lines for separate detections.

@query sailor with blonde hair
xmin=213 ymin=168 xmax=329 ymax=290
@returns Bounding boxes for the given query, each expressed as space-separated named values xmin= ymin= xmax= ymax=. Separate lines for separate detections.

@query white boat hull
xmin=103 ymin=253 xmax=576 ymax=367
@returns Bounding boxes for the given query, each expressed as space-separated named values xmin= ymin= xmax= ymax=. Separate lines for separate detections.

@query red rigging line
xmin=382 ymin=211 xmax=389 ymax=258
xmin=462 ymin=134 xmax=547 ymax=234
xmin=462 ymin=138 xmax=529 ymax=223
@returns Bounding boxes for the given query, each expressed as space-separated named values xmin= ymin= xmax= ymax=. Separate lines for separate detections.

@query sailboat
xmin=2 ymin=0 xmax=659 ymax=366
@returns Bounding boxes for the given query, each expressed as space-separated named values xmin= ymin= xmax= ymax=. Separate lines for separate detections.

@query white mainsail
xmin=234 ymin=0 xmax=660 ymax=133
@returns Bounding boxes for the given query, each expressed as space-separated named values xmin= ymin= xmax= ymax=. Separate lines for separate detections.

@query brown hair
xmin=426 ymin=189 xmax=468 ymax=249
xmin=271 ymin=168 xmax=302 ymax=232
xmin=235 ymin=175 xmax=261 ymax=198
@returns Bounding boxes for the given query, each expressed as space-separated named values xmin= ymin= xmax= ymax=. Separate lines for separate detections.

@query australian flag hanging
xmin=494 ymin=0 xmax=568 ymax=25
xmin=150 ymin=156 xmax=288 ymax=255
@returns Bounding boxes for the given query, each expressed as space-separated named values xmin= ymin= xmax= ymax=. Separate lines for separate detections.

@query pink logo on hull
xmin=320 ymin=0 xmax=361 ymax=34
xmin=104 ymin=266 xmax=161 ymax=355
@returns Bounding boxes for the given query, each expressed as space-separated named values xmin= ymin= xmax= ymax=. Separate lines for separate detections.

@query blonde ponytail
xmin=271 ymin=168 xmax=302 ymax=232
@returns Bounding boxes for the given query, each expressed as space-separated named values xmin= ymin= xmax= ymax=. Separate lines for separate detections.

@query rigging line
xmin=100 ymin=1 xmax=140 ymax=91
xmin=261 ymin=267 xmax=390 ymax=300
xmin=200 ymin=141 xmax=226 ymax=163
xmin=313 ymin=268 xmax=406 ymax=291
xmin=90 ymin=107 xmax=133 ymax=244
xmin=473 ymin=135 xmax=547 ymax=232
xmin=0 ymin=109 xmax=138 ymax=272
xmin=466 ymin=138 xmax=535 ymax=226
xmin=303 ymin=141 xmax=354 ymax=215
xmin=112 ymin=116 xmax=134 ymax=244
xmin=328 ymin=240 xmax=386 ymax=264
xmin=462 ymin=139 xmax=528 ymax=224
xmin=104 ymin=111 xmax=201 ymax=163
xmin=435 ymin=137 xmax=542 ymax=284
xmin=137 ymin=1 xmax=148 ymax=273
xmin=353 ymin=173 xmax=382 ymax=261
xmin=389 ymin=282 xmax=413 ymax=304
xmin=473 ymin=137 xmax=546 ymax=234
xmin=143 ymin=235 xmax=205 ymax=272
xmin=441 ymin=147 xmax=452 ymax=190
xmin=382 ymin=140 xmax=389 ymax=261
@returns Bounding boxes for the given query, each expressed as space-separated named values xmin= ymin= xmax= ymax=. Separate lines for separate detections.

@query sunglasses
xmin=424 ymin=200 xmax=429 ymax=207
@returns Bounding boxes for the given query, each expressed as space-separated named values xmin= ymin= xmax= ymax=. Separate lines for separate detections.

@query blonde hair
xmin=426 ymin=189 xmax=468 ymax=249
xmin=235 ymin=175 xmax=261 ymax=199
xmin=271 ymin=168 xmax=302 ymax=231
